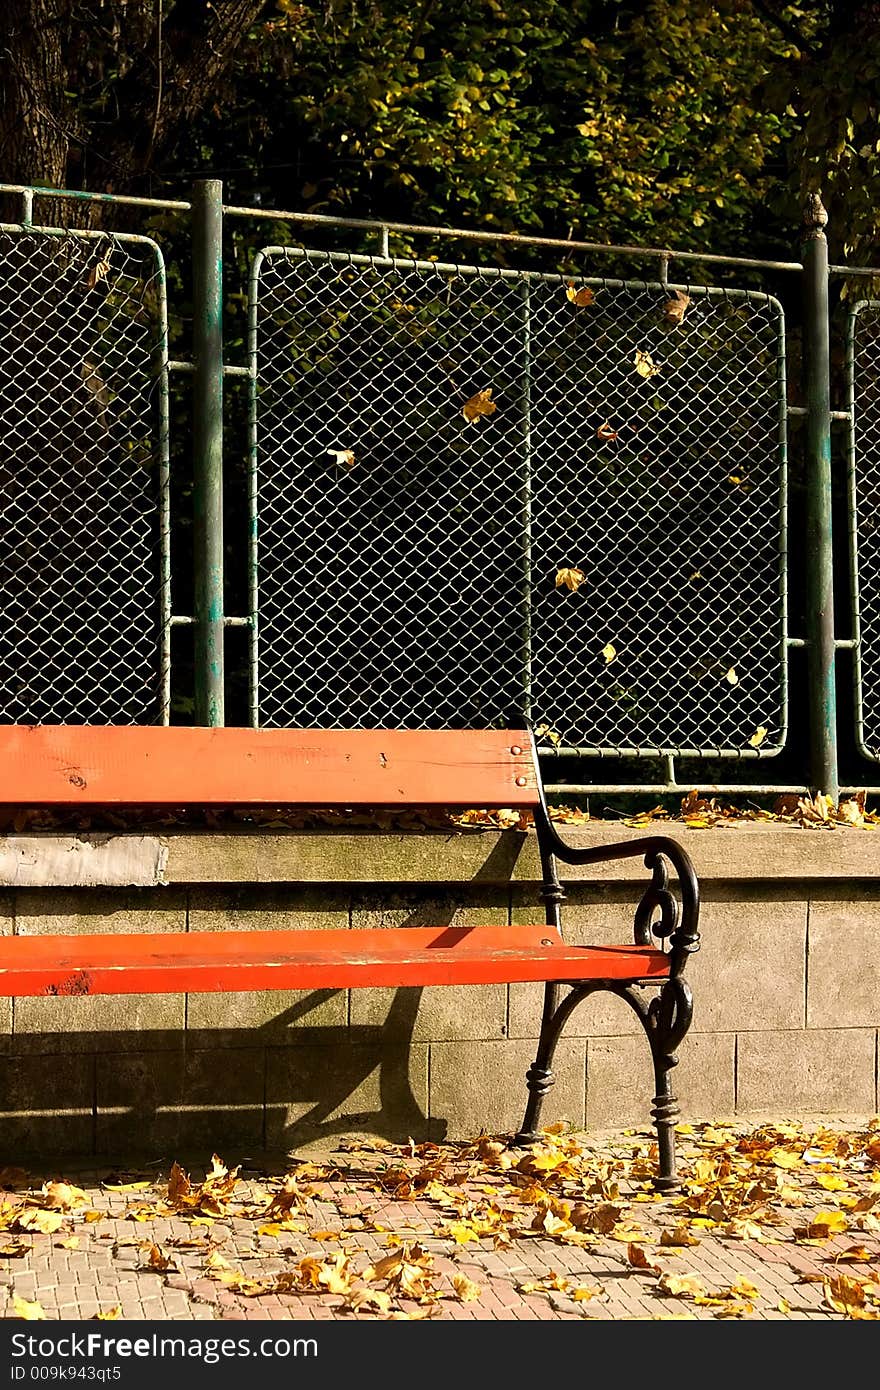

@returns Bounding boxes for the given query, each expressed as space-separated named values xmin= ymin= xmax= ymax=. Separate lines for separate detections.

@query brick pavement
xmin=1 ymin=1119 xmax=878 ymax=1322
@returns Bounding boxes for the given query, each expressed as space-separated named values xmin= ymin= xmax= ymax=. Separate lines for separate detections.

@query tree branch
xmin=747 ymin=0 xmax=815 ymax=53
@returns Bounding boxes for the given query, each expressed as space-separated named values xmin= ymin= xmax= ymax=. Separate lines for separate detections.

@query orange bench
xmin=0 ymin=725 xmax=700 ymax=1188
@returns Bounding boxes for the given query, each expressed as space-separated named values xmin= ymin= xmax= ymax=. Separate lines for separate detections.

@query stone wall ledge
xmin=0 ymin=825 xmax=877 ymax=887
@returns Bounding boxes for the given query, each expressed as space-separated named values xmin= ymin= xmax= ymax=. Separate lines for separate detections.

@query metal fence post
xmin=802 ymin=193 xmax=839 ymax=801
xmin=192 ymin=178 xmax=225 ymax=726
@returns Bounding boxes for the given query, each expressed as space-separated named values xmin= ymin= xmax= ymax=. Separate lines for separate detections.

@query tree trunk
xmin=0 ymin=0 xmax=70 ymax=190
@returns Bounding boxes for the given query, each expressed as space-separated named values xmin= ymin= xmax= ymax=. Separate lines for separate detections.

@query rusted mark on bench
xmin=45 ymin=970 xmax=93 ymax=997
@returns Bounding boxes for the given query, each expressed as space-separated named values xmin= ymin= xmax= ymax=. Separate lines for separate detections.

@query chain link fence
xmin=250 ymin=249 xmax=788 ymax=757
xmin=848 ymin=298 xmax=880 ymax=762
xmin=0 ymin=226 xmax=170 ymax=724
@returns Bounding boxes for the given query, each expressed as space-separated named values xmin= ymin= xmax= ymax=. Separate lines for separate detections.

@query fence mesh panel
xmin=0 ymin=228 xmax=168 ymax=724
xmin=849 ymin=299 xmax=880 ymax=761
xmin=251 ymin=250 xmax=787 ymax=752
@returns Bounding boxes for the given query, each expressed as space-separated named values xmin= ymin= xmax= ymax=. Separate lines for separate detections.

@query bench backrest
xmin=0 ymin=726 xmax=539 ymax=807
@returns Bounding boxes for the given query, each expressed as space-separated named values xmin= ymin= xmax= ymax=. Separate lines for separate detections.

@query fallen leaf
xmin=663 ymin=289 xmax=691 ymax=326
xmin=807 ymin=1210 xmax=848 ymax=1238
xmin=725 ymin=668 xmax=738 ymax=686
xmin=659 ymin=1225 xmax=701 ymax=1248
xmin=168 ymin=1162 xmax=191 ymax=1202
xmin=602 ymin=643 xmax=617 ymax=664
xmin=730 ymin=1276 xmax=760 ymax=1299
xmin=657 ymin=1273 xmax=706 ymax=1299
xmin=451 ymin=1274 xmax=482 ymax=1302
xmin=748 ymin=726 xmax=768 ymax=748
xmin=628 ymin=1243 xmax=661 ymax=1275
xmin=565 ymin=282 xmax=595 ymax=307
xmin=572 ymin=1285 xmax=604 ymax=1301
xmin=327 ymin=448 xmax=356 ymax=468
xmin=633 ymin=349 xmax=662 ymax=379
xmin=12 ymin=1296 xmax=46 ymax=1320
xmin=85 ymin=257 xmax=111 ymax=290
xmin=94 ymin=1306 xmax=122 ymax=1320
xmin=555 ymin=566 xmax=586 ymax=593
xmin=143 ymin=1244 xmax=178 ymax=1273
xmin=823 ymin=1273 xmax=870 ymax=1317
xmin=41 ymin=1181 xmax=87 ymax=1210
xmin=16 ymin=1209 xmax=64 ymax=1235
xmin=596 ymin=420 xmax=619 ymax=441
xmin=55 ymin=1237 xmax=80 ymax=1250
xmin=0 ymin=1240 xmax=29 ymax=1257
xmin=816 ymin=1174 xmax=849 ymax=1192
xmin=462 ymin=388 xmax=497 ymax=423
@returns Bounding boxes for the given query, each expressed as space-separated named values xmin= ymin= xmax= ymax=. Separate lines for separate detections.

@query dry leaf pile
xmin=3 ymin=1118 xmax=879 ymax=1321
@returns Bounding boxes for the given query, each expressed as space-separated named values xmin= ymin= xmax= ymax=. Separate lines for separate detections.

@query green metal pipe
xmin=192 ymin=179 xmax=225 ymax=726
xmin=802 ymin=194 xmax=839 ymax=801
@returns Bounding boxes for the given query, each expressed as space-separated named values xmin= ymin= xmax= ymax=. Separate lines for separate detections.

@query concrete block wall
xmin=0 ymin=826 xmax=877 ymax=1159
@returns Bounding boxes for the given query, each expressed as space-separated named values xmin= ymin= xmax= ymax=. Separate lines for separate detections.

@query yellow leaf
xmin=657 ymin=1273 xmax=706 ymax=1299
xmin=602 ymin=643 xmax=617 ymax=664
xmin=725 ymin=667 xmax=738 ymax=685
xmin=327 ymin=448 xmax=356 ymax=469
xmin=731 ymin=1276 xmax=760 ymax=1299
xmin=565 ymin=282 xmax=595 ymax=307
xmin=534 ymin=723 xmax=561 ymax=747
xmin=17 ymin=1208 xmax=63 ymax=1234
xmin=663 ymin=290 xmax=691 ymax=326
xmin=816 ymin=1174 xmax=849 ymax=1192
xmin=659 ymin=1225 xmax=701 ymax=1248
xmin=462 ymin=388 xmax=497 ymax=423
xmin=41 ymin=1181 xmax=87 ymax=1210
xmin=55 ymin=1237 xmax=80 ymax=1250
xmin=555 ymin=566 xmax=586 ymax=593
xmin=808 ymin=1210 xmax=848 ymax=1238
xmin=344 ymin=1287 xmax=393 ymax=1315
xmin=633 ymin=348 xmax=662 ymax=379
xmin=836 ymin=1245 xmax=874 ymax=1261
xmin=0 ymin=1240 xmax=29 ymax=1257
xmin=777 ymin=1298 xmax=791 ymax=1313
xmin=451 ymin=1274 xmax=482 ymax=1302
xmin=94 ymin=1306 xmax=122 ymax=1320
xmin=572 ymin=1286 xmax=604 ymax=1301
xmin=749 ymin=726 xmax=769 ymax=748
xmin=12 ymin=1296 xmax=46 ymax=1320
xmin=441 ymin=1221 xmax=481 ymax=1245
xmin=102 ymin=1181 xmax=152 ymax=1193
xmin=823 ymin=1274 xmax=868 ymax=1317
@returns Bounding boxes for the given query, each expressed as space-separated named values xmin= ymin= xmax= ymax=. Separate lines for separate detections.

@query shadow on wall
xmin=0 ymin=988 xmax=444 ymax=1163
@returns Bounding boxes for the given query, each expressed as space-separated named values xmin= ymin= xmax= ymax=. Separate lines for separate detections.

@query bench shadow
xmin=0 ymin=986 xmax=443 ymax=1164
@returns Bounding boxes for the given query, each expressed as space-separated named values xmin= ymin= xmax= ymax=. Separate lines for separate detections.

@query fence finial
xmin=804 ymin=192 xmax=828 ymax=238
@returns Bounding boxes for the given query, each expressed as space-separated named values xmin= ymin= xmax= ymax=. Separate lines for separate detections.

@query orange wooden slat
xmin=0 ymin=726 xmax=537 ymax=807
xmin=0 ymin=926 xmax=669 ymax=995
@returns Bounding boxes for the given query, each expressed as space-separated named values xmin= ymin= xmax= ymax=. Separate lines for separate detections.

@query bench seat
xmin=0 ymin=926 xmax=670 ymax=996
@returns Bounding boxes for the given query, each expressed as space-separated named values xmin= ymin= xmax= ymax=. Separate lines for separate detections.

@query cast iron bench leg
xmin=514 ymin=975 xmax=694 ymax=1192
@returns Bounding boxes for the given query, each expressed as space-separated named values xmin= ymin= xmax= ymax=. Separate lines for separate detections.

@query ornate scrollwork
xmin=634 ymin=850 xmax=680 ymax=945
xmin=648 ymin=977 xmax=694 ymax=1057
